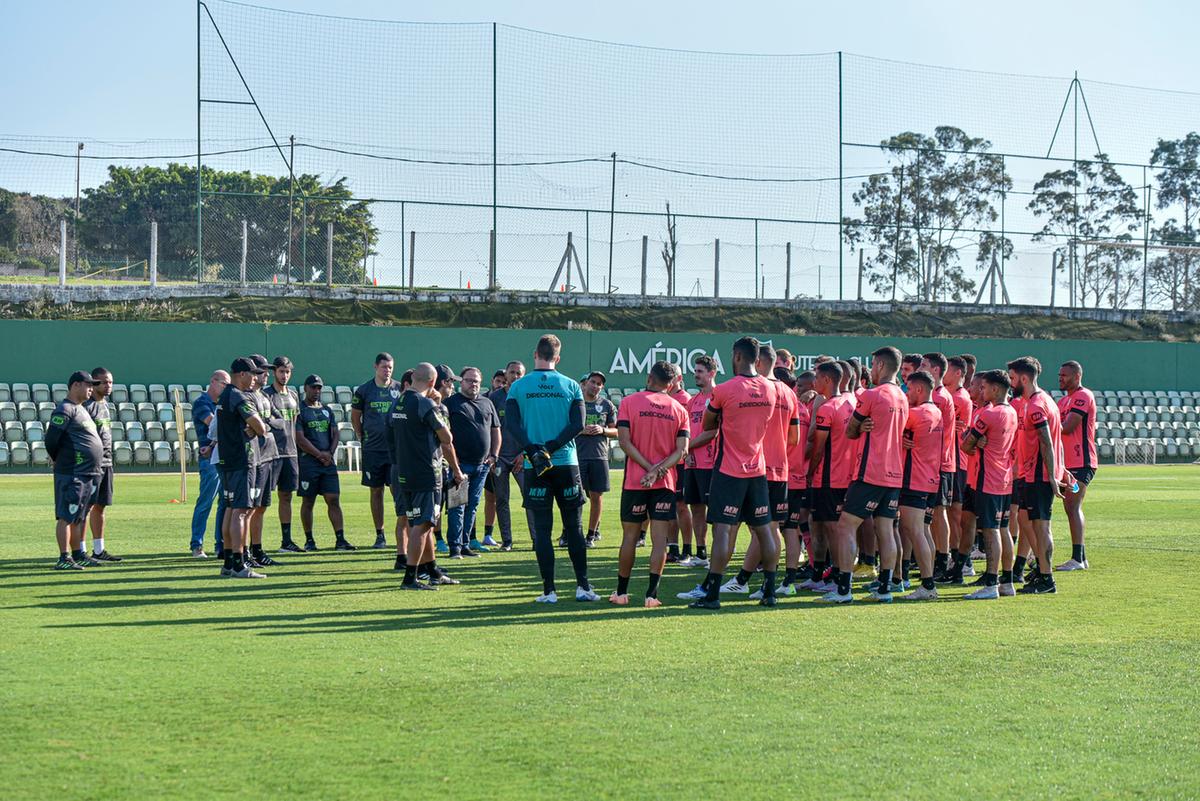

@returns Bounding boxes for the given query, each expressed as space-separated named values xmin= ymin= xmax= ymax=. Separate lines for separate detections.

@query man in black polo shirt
xmin=575 ymin=371 xmax=617 ymax=548
xmin=246 ymin=354 xmax=279 ymax=568
xmin=45 ymin=370 xmax=104 ymax=570
xmin=294 ymin=374 xmax=353 ymax=551
xmin=390 ymin=363 xmax=467 ymax=590
xmin=216 ymin=357 xmax=268 ymax=579
xmin=352 ymin=352 xmax=404 ymax=549
xmin=265 ymin=356 xmax=302 ymax=552
xmin=83 ymin=366 xmax=121 ymax=562
xmin=444 ymin=366 xmax=501 ymax=558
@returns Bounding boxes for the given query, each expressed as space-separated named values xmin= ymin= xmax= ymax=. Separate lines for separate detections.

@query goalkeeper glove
xmin=525 ymin=445 xmax=553 ymax=477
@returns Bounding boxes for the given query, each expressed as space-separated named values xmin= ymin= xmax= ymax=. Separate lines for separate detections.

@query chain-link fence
xmin=3 ymin=1 xmax=1200 ymax=310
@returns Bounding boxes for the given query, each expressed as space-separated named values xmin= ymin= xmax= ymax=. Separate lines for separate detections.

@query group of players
xmin=44 ymin=333 xmax=1098 ymax=606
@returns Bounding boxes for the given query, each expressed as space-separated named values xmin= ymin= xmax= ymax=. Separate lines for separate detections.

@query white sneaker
xmin=720 ymin=578 xmax=749 ymax=594
xmin=676 ymin=584 xmax=707 ymax=601
xmin=815 ymin=580 xmax=839 ymax=593
xmin=535 ymin=592 xmax=558 ymax=604
xmin=798 ymin=578 xmax=820 ymax=591
xmin=575 ymin=586 xmax=601 ymax=602
xmin=998 ymin=582 xmax=1016 ymax=597
xmin=962 ymin=562 xmax=977 ymax=577
xmin=1055 ymin=558 xmax=1088 ymax=571
xmin=192 ymin=548 xmax=208 ymax=558
xmin=676 ymin=556 xmax=697 ymax=567
xmin=819 ymin=590 xmax=853 ymax=604
xmin=970 ymin=548 xmax=987 ymax=560
xmin=232 ymin=565 xmax=266 ymax=579
xmin=964 ymin=585 xmax=1000 ymax=600
xmin=905 ymin=586 xmax=938 ymax=601
xmin=777 ymin=584 xmax=797 ymax=597
xmin=749 ymin=588 xmax=764 ymax=600
xmin=868 ymin=590 xmax=893 ymax=603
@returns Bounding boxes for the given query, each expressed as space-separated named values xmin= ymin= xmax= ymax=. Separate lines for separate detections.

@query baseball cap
xmin=435 ymin=364 xmax=461 ymax=383
xmin=230 ymin=356 xmax=259 ymax=375
xmin=304 ymin=374 xmax=324 ymax=387
xmin=271 ymin=355 xmax=293 ymax=370
xmin=248 ymin=354 xmax=270 ymax=373
xmin=68 ymin=370 xmax=99 ymax=386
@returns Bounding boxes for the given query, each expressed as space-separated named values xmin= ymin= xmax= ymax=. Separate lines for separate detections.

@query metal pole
xmin=608 ymin=152 xmax=616 ymax=294
xmin=240 ymin=219 xmax=247 ymax=286
xmin=363 ymin=228 xmax=369 ymax=285
xmin=409 ymin=230 xmax=415 ymax=289
xmin=1072 ymin=73 xmax=1079 ymax=305
xmin=754 ymin=218 xmax=759 ymax=299
xmin=286 ymin=134 xmax=295 ymax=281
xmin=59 ymin=220 xmax=67 ymax=287
xmin=837 ymin=51 xmax=844 ymax=301
xmin=1050 ymin=250 xmax=1057 ymax=308
xmin=857 ymin=248 xmax=864 ymax=301
xmin=196 ymin=0 xmax=202 ymax=285
xmin=300 ymin=195 xmax=307 ymax=285
xmin=492 ymin=23 xmax=498 ymax=277
xmin=714 ymin=238 xmax=720 ymax=299
xmin=1000 ymin=154 xmax=1007 ymax=300
xmin=400 ymin=201 xmax=406 ymax=287
xmin=585 ymin=210 xmax=590 ymax=292
xmin=74 ymin=142 xmax=82 ymax=276
xmin=1142 ymin=170 xmax=1150 ymax=310
xmin=640 ymin=235 xmax=647 ymax=296
xmin=785 ymin=241 xmax=791 ymax=300
xmin=150 ymin=221 xmax=158 ymax=288
xmin=326 ymin=221 xmax=334 ymax=288
xmin=488 ymin=229 xmax=496 ymax=290
xmin=892 ymin=165 xmax=904 ymax=302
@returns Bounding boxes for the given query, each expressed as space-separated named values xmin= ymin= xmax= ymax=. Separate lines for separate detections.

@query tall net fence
xmin=3 ymin=0 xmax=1200 ymax=310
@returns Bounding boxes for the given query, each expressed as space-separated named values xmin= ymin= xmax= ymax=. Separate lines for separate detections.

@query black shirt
xmin=264 ymin=385 xmax=300 ymax=458
xmin=45 ymin=399 xmax=104 ymax=477
xmin=490 ymin=386 xmax=523 ymax=459
xmin=298 ymin=402 xmax=336 ymax=458
xmin=445 ymin=393 xmax=499 ymax=466
xmin=388 ymin=389 xmax=444 ymax=492
xmin=575 ymin=396 xmax=617 ymax=462
xmin=83 ymin=397 xmax=114 ymax=468
xmin=251 ymin=388 xmax=278 ymax=462
xmin=352 ymin=379 xmax=404 ymax=454
xmin=216 ymin=385 xmax=258 ymax=471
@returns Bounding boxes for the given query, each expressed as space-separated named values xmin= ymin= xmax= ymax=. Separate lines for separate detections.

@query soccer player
xmin=780 ymin=368 xmax=812 ymax=595
xmin=683 ymin=336 xmax=779 ymax=610
xmin=190 ymin=370 xmax=229 ymax=558
xmin=942 ymin=355 xmax=975 ymax=581
xmin=575 ymin=371 xmax=617 ymax=548
xmin=662 ymin=372 xmax=694 ymax=560
xmin=1009 ymin=356 xmax=1069 ymax=594
xmin=82 ymin=366 xmax=121 ymax=562
xmin=245 ymin=354 xmax=278 ymax=568
xmin=265 ymin=356 xmax=302 ymax=553
xmin=898 ymin=370 xmax=941 ymax=600
xmin=490 ymin=359 xmax=533 ymax=552
xmin=682 ymin=355 xmax=718 ymax=567
xmin=962 ymin=369 xmax=1019 ymax=599
xmin=390 ymin=363 xmax=466 ymax=590
xmin=351 ymin=353 xmax=404 ymax=549
xmin=611 ymin=361 xmax=690 ymax=607
xmin=829 ymin=346 xmax=908 ymax=603
xmin=900 ymin=353 xmax=923 ymax=390
xmin=960 ymin=353 xmax=978 ymax=387
xmin=799 ymin=361 xmax=851 ymax=593
xmin=294 ymin=374 xmax=353 ymax=551
xmin=922 ymin=352 xmax=956 ymax=579
xmin=216 ymin=357 xmax=268 ymax=579
xmin=1057 ymin=360 xmax=1096 ymax=570
xmin=46 ymin=371 xmax=104 ymax=570
xmin=505 ymin=335 xmax=593 ymax=603
xmin=444 ymin=366 xmax=501 ymax=558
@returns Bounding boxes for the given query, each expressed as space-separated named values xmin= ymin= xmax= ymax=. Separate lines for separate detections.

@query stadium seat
xmin=145 ymin=422 xmax=164 ymax=443
xmin=164 ymin=421 xmax=178 ymax=441
xmin=1134 ymin=410 xmax=1146 ymax=423
xmin=153 ymin=441 xmax=172 ymax=466
xmin=31 ymin=383 xmax=50 ymax=403
xmin=24 ymin=421 xmax=44 ymax=443
xmin=186 ymin=384 xmax=203 ymax=397
xmin=0 ymin=402 xmax=15 ymax=423
xmin=320 ymin=386 xmax=335 ymax=405
xmin=149 ymin=384 xmax=167 ymax=403
xmin=1166 ymin=441 xmax=1180 ymax=458
xmin=3 ymin=421 xmax=22 ymax=443
xmin=129 ymin=384 xmax=148 ymax=404
xmin=132 ymin=441 xmax=152 ymax=465
xmin=125 ymin=422 xmax=145 ymax=443
xmin=17 ymin=402 xmax=36 ymax=423
xmin=111 ymin=421 xmax=125 ymax=442
xmin=11 ymin=383 xmax=31 ymax=403
xmin=335 ymin=386 xmax=353 ymax=405
xmin=31 ymin=442 xmax=48 ymax=466
xmin=51 ymin=383 xmax=68 ymax=403
xmin=117 ymin=403 xmax=137 ymax=423
xmin=185 ymin=423 xmax=198 ymax=443
xmin=111 ymin=384 xmax=129 ymax=403
xmin=113 ymin=441 xmax=133 ymax=466
xmin=9 ymin=441 xmax=29 ymax=466
xmin=0 ymin=441 xmax=8 ymax=466
xmin=167 ymin=384 xmax=185 ymax=401
xmin=329 ymin=403 xmax=345 ymax=423
xmin=37 ymin=402 xmax=55 ymax=423
xmin=137 ymin=403 xmax=156 ymax=423
xmin=338 ymin=422 xmax=357 ymax=443
xmin=335 ymin=443 xmax=348 ymax=468
xmin=157 ymin=402 xmax=175 ymax=423
xmin=0 ymin=383 xmax=9 ymax=402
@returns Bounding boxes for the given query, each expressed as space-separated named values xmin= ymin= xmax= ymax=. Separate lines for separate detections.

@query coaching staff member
xmin=46 ymin=370 xmax=104 ymax=570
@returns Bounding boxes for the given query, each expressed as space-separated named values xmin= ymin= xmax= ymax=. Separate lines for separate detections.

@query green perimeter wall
xmin=0 ymin=320 xmax=1195 ymax=392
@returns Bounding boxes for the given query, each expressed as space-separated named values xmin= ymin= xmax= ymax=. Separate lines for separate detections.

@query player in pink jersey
xmin=944 ymin=356 xmax=975 ymax=577
xmin=804 ymin=361 xmax=856 ymax=594
xmin=922 ymin=352 xmax=957 ymax=580
xmin=960 ymin=372 xmax=988 ymax=562
xmin=682 ymin=337 xmax=779 ymax=610
xmin=1056 ymin=360 xmax=1096 ymax=571
xmin=897 ymin=370 xmax=942 ymax=600
xmin=681 ymin=355 xmax=718 ymax=568
xmin=611 ymin=361 xmax=690 ymax=608
xmin=823 ymin=347 xmax=908 ymax=603
xmin=1008 ymin=391 xmax=1032 ymax=582
xmin=962 ymin=369 xmax=1020 ymax=599
xmin=1008 ymin=356 xmax=1071 ymax=595
xmin=664 ymin=371 xmax=695 ymax=564
xmin=780 ymin=370 xmax=814 ymax=594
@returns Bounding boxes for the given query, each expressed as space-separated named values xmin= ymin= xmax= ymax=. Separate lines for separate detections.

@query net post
xmin=409 ymin=230 xmax=416 ymax=289
xmin=150 ymin=221 xmax=158 ymax=288
xmin=640 ymin=235 xmax=647 ymax=297
xmin=785 ymin=242 xmax=791 ymax=300
xmin=714 ymin=238 xmax=720 ymax=299
xmin=326 ymin=221 xmax=334 ymax=288
xmin=240 ymin=219 xmax=247 ymax=286
xmin=59 ymin=219 xmax=67 ymax=287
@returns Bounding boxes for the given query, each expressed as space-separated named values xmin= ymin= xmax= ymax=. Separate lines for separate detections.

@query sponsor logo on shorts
xmin=653 ymin=501 xmax=672 ymax=514
xmin=723 ymin=505 xmax=740 ymax=517
xmin=754 ymin=505 xmax=769 ymax=517
xmin=632 ymin=503 xmax=647 ymax=514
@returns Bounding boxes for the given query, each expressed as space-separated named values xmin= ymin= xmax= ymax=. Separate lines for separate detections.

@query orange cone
xmin=467 ymin=280 xmax=471 ymax=289
xmin=273 ymin=275 xmax=278 ymax=284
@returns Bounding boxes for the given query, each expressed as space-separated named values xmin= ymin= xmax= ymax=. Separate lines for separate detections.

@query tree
xmin=1149 ymin=133 xmax=1200 ymax=310
xmin=1027 ymin=154 xmax=1142 ymax=308
xmin=842 ymin=126 xmax=1012 ymax=302
xmin=660 ymin=202 xmax=677 ymax=296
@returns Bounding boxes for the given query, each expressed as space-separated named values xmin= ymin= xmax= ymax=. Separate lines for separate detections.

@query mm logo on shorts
xmin=866 ymin=500 xmax=878 ymax=511
xmin=529 ymin=487 xmax=547 ymax=498
xmin=723 ymin=505 xmax=740 ymax=516
xmin=754 ymin=505 xmax=769 ymax=517
xmin=632 ymin=503 xmax=647 ymax=514
xmin=653 ymin=501 xmax=673 ymax=514
xmin=564 ymin=485 xmax=580 ymax=498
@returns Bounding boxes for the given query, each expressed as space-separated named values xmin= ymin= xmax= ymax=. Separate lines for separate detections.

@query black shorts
xmin=620 ymin=487 xmax=676 ymax=523
xmin=768 ymin=480 xmax=789 ymax=523
xmin=522 ymin=464 xmax=585 ymax=511
xmin=952 ymin=469 xmax=967 ymax=505
xmin=274 ymin=457 xmax=299 ymax=493
xmin=1011 ymin=479 xmax=1025 ymax=507
xmin=220 ymin=467 xmax=254 ymax=509
xmin=936 ymin=471 xmax=954 ymax=507
xmin=54 ymin=473 xmax=96 ymax=523
xmin=91 ymin=465 xmax=115 ymax=507
xmin=361 ymin=450 xmax=392 ymax=488
xmin=810 ymin=486 xmax=846 ymax=523
xmin=298 ymin=460 xmax=340 ymax=498
xmin=706 ymin=471 xmax=771 ymax=527
xmin=899 ymin=489 xmax=929 ymax=510
xmin=842 ymin=480 xmax=900 ymax=520
xmin=674 ymin=465 xmax=686 ymax=501
xmin=393 ymin=486 xmax=443 ymax=526
xmin=579 ymin=459 xmax=610 ymax=495
xmin=975 ymin=491 xmax=1011 ymax=530
xmin=683 ymin=467 xmax=713 ymax=506
xmin=253 ymin=461 xmax=274 ymax=508
xmin=784 ymin=488 xmax=809 ymax=527
xmin=962 ymin=485 xmax=976 ymax=515
xmin=1070 ymin=466 xmax=1096 ymax=487
xmin=1021 ymin=480 xmax=1054 ymax=521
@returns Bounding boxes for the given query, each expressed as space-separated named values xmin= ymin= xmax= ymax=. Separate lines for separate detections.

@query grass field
xmin=2 ymin=467 xmax=1198 ymax=800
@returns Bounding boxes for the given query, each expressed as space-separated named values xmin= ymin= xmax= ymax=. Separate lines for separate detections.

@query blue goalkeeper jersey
xmin=507 ymin=368 xmax=583 ymax=467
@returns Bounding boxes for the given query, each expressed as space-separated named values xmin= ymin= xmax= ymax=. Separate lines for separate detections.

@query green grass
xmin=2 ymin=467 xmax=1198 ymax=800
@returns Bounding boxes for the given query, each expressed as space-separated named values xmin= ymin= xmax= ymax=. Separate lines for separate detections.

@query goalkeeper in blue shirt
xmin=505 ymin=334 xmax=596 ymax=603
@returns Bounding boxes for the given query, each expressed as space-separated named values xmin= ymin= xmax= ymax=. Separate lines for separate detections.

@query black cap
xmin=304 ymin=374 xmax=324 ymax=387
xmin=249 ymin=354 xmax=270 ymax=373
xmin=230 ymin=357 xmax=260 ymax=375
xmin=272 ymin=355 xmax=293 ymax=370
xmin=435 ymin=364 xmax=461 ymax=384
xmin=68 ymin=370 xmax=99 ymax=386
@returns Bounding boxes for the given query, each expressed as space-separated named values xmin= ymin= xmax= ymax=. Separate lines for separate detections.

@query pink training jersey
xmin=1010 ymin=394 xmax=1026 ymax=477
xmin=763 ymin=379 xmax=798 ymax=482
xmin=964 ymin=406 xmax=984 ymax=489
xmin=1059 ymin=386 xmax=1097 ymax=470
xmin=851 ymin=382 xmax=909 ymax=488
xmin=950 ymin=385 xmax=973 ymax=473
xmin=902 ymin=401 xmax=943 ymax=494
xmin=686 ymin=390 xmax=716 ymax=470
xmin=812 ymin=393 xmax=856 ymax=489
xmin=1018 ymin=389 xmax=1066 ymax=484
xmin=787 ymin=400 xmax=812 ymax=490
xmin=932 ymin=385 xmax=956 ymax=474
xmin=971 ymin=402 xmax=1018 ymax=496
xmin=617 ymin=390 xmax=689 ymax=492
xmin=709 ymin=374 xmax=776 ymax=479
xmin=670 ymin=388 xmax=692 ymax=407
